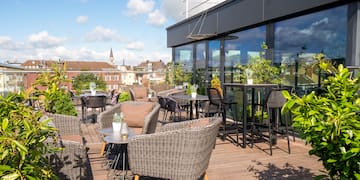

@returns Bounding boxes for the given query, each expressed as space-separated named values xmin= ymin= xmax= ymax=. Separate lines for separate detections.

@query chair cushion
xmin=133 ymin=86 xmax=148 ymax=99
xmin=60 ymin=135 xmax=83 ymax=144
xmin=121 ymin=102 xmax=154 ymax=128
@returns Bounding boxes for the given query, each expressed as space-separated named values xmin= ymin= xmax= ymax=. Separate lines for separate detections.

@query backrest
xmin=266 ymin=88 xmax=287 ymax=108
xmin=165 ymin=97 xmax=180 ymax=112
xmin=207 ymin=88 xmax=222 ymax=107
xmin=47 ymin=113 xmax=81 ymax=136
xmin=157 ymin=96 xmax=167 ymax=109
xmin=130 ymin=86 xmax=148 ymax=101
xmin=85 ymin=95 xmax=107 ymax=108
xmin=128 ymin=117 xmax=222 ymax=180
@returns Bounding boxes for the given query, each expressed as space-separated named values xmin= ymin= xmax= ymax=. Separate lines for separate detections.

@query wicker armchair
xmin=128 ymin=117 xmax=222 ymax=180
xmin=46 ymin=113 xmax=88 ymax=179
xmin=97 ymin=101 xmax=160 ymax=155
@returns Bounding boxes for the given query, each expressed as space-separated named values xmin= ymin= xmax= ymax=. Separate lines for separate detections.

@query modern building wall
xmin=166 ymin=0 xmax=359 ymax=95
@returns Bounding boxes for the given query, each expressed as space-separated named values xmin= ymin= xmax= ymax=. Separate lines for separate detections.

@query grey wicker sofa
xmin=128 ymin=117 xmax=222 ymax=180
xmin=46 ymin=113 xmax=88 ymax=180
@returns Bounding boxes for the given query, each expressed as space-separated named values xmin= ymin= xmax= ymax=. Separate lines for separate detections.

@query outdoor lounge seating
xmin=128 ymin=117 xmax=222 ymax=180
xmin=45 ymin=113 xmax=88 ymax=179
xmin=251 ymin=87 xmax=291 ymax=155
xmin=207 ymin=87 xmax=239 ymax=144
xmin=129 ymin=86 xmax=155 ymax=101
xmin=97 ymin=101 xmax=160 ymax=155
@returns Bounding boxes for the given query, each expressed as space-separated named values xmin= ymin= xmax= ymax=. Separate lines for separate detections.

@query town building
xmin=0 ymin=63 xmax=24 ymax=96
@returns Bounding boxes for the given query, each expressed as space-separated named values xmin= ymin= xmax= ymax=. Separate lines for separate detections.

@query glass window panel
xmin=174 ymin=44 xmax=193 ymax=85
xmin=208 ymin=40 xmax=221 ymax=83
xmin=275 ymin=5 xmax=347 ymax=95
xmin=224 ymin=26 xmax=266 ymax=83
xmin=195 ymin=42 xmax=206 ymax=94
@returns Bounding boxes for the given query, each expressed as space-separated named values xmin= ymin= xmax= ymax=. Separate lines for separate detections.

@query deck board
xmin=81 ymin=120 xmax=325 ymax=180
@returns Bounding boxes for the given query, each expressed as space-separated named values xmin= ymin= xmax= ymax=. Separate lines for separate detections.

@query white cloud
xmin=0 ymin=36 xmax=16 ymax=50
xmin=147 ymin=9 xmax=166 ymax=26
xmin=126 ymin=41 xmax=144 ymax=51
xmin=126 ymin=0 xmax=154 ymax=16
xmin=76 ymin=15 xmax=88 ymax=24
xmin=85 ymin=26 xmax=125 ymax=42
xmin=28 ymin=31 xmax=66 ymax=48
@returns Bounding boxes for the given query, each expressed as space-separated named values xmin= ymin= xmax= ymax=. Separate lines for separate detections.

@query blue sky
xmin=0 ymin=0 xmax=197 ymax=66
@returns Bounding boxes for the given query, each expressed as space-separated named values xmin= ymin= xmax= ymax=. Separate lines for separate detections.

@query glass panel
xmin=275 ymin=5 xmax=347 ymax=96
xmin=174 ymin=44 xmax=193 ymax=86
xmin=224 ymin=26 xmax=266 ymax=83
xmin=195 ymin=42 xmax=206 ymax=94
xmin=208 ymin=40 xmax=221 ymax=84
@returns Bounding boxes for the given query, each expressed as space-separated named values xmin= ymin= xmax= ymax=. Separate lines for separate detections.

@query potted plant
xmin=112 ymin=112 xmax=124 ymax=134
xmin=89 ymin=82 xmax=96 ymax=95
xmin=189 ymin=84 xmax=198 ymax=98
xmin=245 ymin=69 xmax=254 ymax=84
xmin=0 ymin=93 xmax=59 ymax=179
xmin=282 ymin=54 xmax=360 ymax=179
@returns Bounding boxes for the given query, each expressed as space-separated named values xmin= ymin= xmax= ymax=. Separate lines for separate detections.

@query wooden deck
xmin=80 ymin=118 xmax=325 ymax=180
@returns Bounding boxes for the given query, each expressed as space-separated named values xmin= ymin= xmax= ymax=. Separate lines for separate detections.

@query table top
xmin=80 ymin=93 xmax=108 ymax=97
xmin=223 ymin=83 xmax=278 ymax=88
xmin=171 ymin=94 xmax=209 ymax=101
xmin=100 ymin=127 xmax=134 ymax=144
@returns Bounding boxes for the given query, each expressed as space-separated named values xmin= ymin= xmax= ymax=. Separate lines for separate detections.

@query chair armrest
xmin=98 ymin=103 xmax=122 ymax=129
xmin=159 ymin=118 xmax=210 ymax=132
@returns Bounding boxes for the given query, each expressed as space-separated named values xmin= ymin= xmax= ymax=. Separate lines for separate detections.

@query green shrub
xmin=0 ymin=93 xmax=59 ymax=179
xmin=33 ymin=63 xmax=77 ymax=116
xmin=118 ymin=92 xmax=130 ymax=102
xmin=282 ymin=54 xmax=360 ymax=179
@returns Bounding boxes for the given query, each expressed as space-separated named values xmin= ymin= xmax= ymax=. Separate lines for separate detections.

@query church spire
xmin=109 ymin=48 xmax=114 ymax=64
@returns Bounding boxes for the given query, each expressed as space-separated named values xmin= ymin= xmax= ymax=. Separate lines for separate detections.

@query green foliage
xmin=235 ymin=42 xmax=280 ymax=84
xmin=118 ymin=92 xmax=130 ymax=102
xmin=282 ymin=54 xmax=360 ymax=179
xmin=171 ymin=62 xmax=192 ymax=86
xmin=33 ymin=64 xmax=77 ymax=116
xmin=72 ymin=72 xmax=106 ymax=94
xmin=0 ymin=93 xmax=59 ymax=179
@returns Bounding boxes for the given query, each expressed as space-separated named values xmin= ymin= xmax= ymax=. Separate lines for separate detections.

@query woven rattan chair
xmin=97 ymin=101 xmax=160 ymax=155
xmin=128 ymin=117 xmax=222 ymax=180
xmin=45 ymin=113 xmax=88 ymax=179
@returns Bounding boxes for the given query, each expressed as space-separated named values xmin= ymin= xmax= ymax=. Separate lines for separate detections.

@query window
xmin=275 ymin=5 xmax=347 ymax=95
xmin=224 ymin=26 xmax=266 ymax=83
xmin=195 ymin=42 xmax=206 ymax=94
xmin=174 ymin=44 xmax=193 ymax=85
xmin=208 ymin=40 xmax=221 ymax=83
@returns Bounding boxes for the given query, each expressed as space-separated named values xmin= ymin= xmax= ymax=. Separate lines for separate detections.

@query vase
xmin=191 ymin=92 xmax=197 ymax=98
xmin=112 ymin=122 xmax=122 ymax=134
xmin=120 ymin=122 xmax=128 ymax=140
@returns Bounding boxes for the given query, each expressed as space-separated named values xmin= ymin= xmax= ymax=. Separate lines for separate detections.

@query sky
xmin=0 ymin=0 xmax=224 ymax=66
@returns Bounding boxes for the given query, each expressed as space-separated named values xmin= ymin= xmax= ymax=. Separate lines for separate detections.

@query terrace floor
xmin=79 ymin=107 xmax=325 ymax=180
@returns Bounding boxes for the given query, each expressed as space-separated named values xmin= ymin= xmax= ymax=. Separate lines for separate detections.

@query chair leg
xmin=268 ymin=107 xmax=273 ymax=156
xmin=203 ymin=172 xmax=209 ymax=180
xmin=100 ymin=141 xmax=106 ymax=156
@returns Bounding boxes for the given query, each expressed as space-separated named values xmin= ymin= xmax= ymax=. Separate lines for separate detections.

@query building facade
xmin=166 ymin=0 xmax=360 ymax=95
xmin=0 ymin=63 xmax=24 ymax=96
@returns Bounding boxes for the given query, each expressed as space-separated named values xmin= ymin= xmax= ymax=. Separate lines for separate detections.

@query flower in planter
xmin=211 ymin=76 xmax=223 ymax=97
